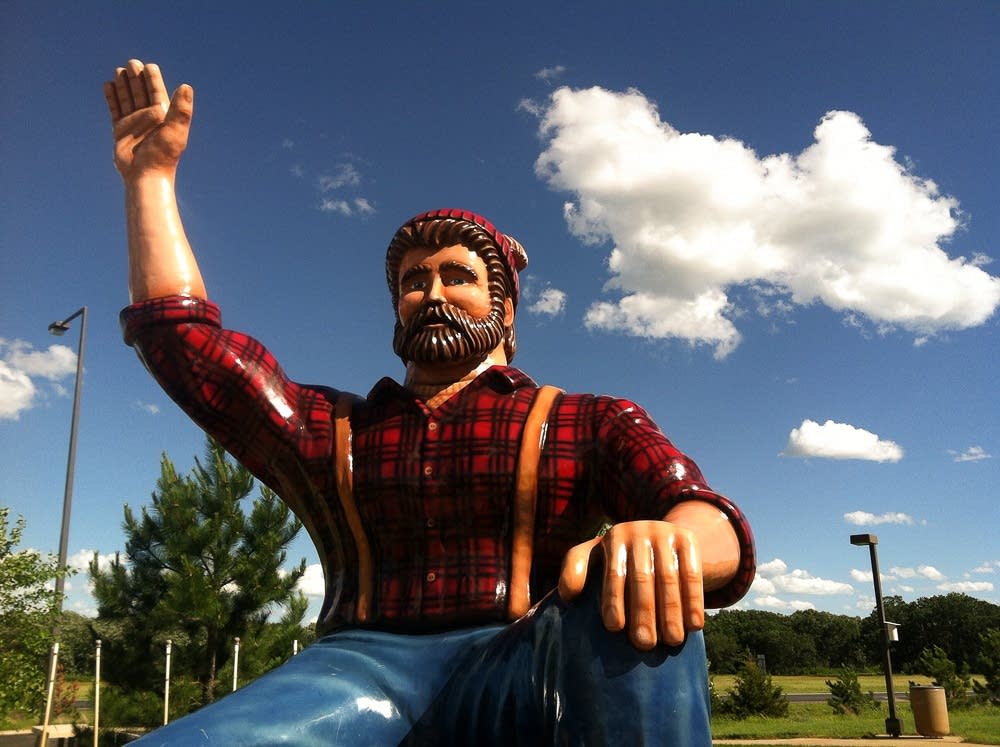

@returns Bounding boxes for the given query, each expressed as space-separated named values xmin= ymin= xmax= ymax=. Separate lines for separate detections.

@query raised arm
xmin=104 ymin=59 xmax=206 ymax=302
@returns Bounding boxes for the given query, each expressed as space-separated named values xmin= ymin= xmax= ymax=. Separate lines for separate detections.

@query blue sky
xmin=2 ymin=1 xmax=997 ymax=624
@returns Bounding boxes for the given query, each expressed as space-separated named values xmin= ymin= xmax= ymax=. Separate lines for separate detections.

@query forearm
xmin=663 ymin=499 xmax=740 ymax=593
xmin=125 ymin=173 xmax=206 ymax=302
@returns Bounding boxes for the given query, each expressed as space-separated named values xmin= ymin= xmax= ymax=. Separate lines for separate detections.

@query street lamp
xmin=40 ymin=306 xmax=87 ymax=744
xmin=47 ymin=306 xmax=88 ymax=613
xmin=851 ymin=533 xmax=902 ymax=737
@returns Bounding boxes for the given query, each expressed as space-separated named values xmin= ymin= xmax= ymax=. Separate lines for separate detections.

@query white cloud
xmin=67 ymin=548 xmax=116 ymax=575
xmin=296 ymin=563 xmax=325 ymax=597
xmin=132 ymin=400 xmax=160 ymax=415
xmin=318 ymin=164 xmax=361 ymax=191
xmin=0 ymin=339 xmax=77 ymax=420
xmin=844 ymin=510 xmax=915 ymax=525
xmin=753 ymin=595 xmax=816 ymax=611
xmin=319 ymin=197 xmax=375 ymax=217
xmin=782 ymin=419 xmax=903 ymax=462
xmin=535 ymin=65 xmax=567 ymax=84
xmin=530 ymin=87 xmax=1000 ymax=357
xmin=950 ymin=445 xmax=992 ymax=462
xmin=756 ymin=558 xmax=788 ymax=577
xmin=529 ymin=287 xmax=567 ymax=316
xmin=938 ymin=581 xmax=994 ymax=593
xmin=891 ymin=565 xmax=946 ymax=581
xmin=753 ymin=558 xmax=852 ymax=595
xmin=972 ymin=561 xmax=1000 ymax=574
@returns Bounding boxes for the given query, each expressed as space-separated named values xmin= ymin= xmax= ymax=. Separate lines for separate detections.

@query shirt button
xmin=426 ymin=518 xmax=436 ymax=528
xmin=427 ymin=421 xmax=438 ymax=432
xmin=423 ymin=465 xmax=433 ymax=476
xmin=426 ymin=572 xmax=437 ymax=583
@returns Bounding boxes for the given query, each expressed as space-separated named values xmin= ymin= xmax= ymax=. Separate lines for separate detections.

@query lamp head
xmin=48 ymin=321 xmax=71 ymax=336
xmin=850 ymin=533 xmax=878 ymax=546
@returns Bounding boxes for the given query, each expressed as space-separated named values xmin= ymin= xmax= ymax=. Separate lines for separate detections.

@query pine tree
xmin=90 ymin=437 xmax=306 ymax=710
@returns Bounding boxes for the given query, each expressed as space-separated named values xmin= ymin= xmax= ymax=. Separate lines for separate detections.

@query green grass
xmin=711 ymin=700 xmax=1000 ymax=745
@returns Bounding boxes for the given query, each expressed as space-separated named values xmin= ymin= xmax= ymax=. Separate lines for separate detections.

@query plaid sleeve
xmin=594 ymin=396 xmax=755 ymax=608
xmin=120 ymin=296 xmax=334 ymax=486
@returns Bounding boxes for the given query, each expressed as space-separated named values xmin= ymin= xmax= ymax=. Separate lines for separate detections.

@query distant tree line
xmin=705 ymin=594 xmax=1000 ymax=676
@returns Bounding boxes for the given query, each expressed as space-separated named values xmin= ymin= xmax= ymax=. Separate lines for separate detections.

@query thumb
xmin=558 ymin=536 xmax=602 ymax=601
xmin=164 ymin=84 xmax=194 ymax=131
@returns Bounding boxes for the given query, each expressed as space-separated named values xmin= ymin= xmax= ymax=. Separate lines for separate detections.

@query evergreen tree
xmin=90 ymin=438 xmax=306 ymax=708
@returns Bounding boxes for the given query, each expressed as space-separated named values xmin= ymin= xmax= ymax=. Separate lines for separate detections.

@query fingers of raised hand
xmin=106 ymin=59 xmax=167 ymax=122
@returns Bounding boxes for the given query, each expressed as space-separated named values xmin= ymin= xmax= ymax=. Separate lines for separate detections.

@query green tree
xmin=916 ymin=644 xmax=970 ymax=704
xmin=972 ymin=628 xmax=1000 ymax=705
xmin=721 ymin=656 xmax=788 ymax=719
xmin=826 ymin=668 xmax=880 ymax=715
xmin=0 ymin=508 xmax=63 ymax=719
xmin=90 ymin=438 xmax=306 ymax=709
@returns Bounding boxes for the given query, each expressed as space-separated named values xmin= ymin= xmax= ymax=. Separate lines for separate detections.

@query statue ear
xmin=503 ymin=296 xmax=514 ymax=327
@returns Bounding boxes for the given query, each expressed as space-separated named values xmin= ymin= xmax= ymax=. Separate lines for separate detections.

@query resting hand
xmin=558 ymin=520 xmax=704 ymax=651
xmin=104 ymin=59 xmax=193 ymax=179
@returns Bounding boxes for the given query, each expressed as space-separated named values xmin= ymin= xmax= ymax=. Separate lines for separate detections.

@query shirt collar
xmin=368 ymin=365 xmax=537 ymax=403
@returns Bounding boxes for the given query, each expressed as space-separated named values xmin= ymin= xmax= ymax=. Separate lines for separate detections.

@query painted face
xmin=393 ymin=244 xmax=508 ymax=365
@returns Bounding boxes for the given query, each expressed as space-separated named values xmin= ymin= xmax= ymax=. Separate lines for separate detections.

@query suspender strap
xmin=508 ymin=385 xmax=563 ymax=620
xmin=334 ymin=393 xmax=373 ymax=623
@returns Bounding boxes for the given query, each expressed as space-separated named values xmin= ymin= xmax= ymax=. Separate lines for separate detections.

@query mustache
xmin=393 ymin=299 xmax=506 ymax=365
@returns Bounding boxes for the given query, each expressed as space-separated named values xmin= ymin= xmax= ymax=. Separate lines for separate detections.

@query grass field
xmin=5 ymin=676 xmax=998 ymax=744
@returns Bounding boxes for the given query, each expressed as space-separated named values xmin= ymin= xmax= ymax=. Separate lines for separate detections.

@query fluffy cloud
xmin=782 ymin=419 xmax=903 ymax=462
xmin=530 ymin=87 xmax=1000 ymax=357
xmin=950 ymin=445 xmax=992 ymax=462
xmin=844 ymin=510 xmax=915 ymax=525
xmin=296 ymin=563 xmax=326 ymax=597
xmin=891 ymin=565 xmax=945 ymax=581
xmin=938 ymin=581 xmax=994 ymax=593
xmin=529 ymin=287 xmax=567 ymax=316
xmin=535 ymin=65 xmax=567 ymax=84
xmin=754 ymin=557 xmax=852 ymax=595
xmin=753 ymin=595 xmax=816 ymax=611
xmin=0 ymin=339 xmax=77 ymax=420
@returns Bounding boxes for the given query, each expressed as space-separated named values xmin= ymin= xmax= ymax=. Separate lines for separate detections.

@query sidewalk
xmin=715 ymin=738 xmax=992 ymax=746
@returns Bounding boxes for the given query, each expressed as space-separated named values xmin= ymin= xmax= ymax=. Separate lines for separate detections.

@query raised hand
xmin=104 ymin=59 xmax=193 ymax=179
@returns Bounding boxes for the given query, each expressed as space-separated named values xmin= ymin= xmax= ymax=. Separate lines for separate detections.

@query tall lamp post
xmin=850 ymin=533 xmax=902 ymax=737
xmin=40 ymin=306 xmax=87 ymax=745
xmin=47 ymin=306 xmax=88 ymax=613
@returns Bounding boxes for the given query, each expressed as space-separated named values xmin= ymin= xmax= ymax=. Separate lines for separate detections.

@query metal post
xmin=851 ymin=533 xmax=902 ymax=737
xmin=94 ymin=639 xmax=101 ymax=747
xmin=293 ymin=639 xmax=299 ymax=656
xmin=232 ymin=637 xmax=240 ymax=692
xmin=47 ymin=306 xmax=88 ymax=615
xmin=40 ymin=642 xmax=60 ymax=747
xmin=164 ymin=639 xmax=172 ymax=725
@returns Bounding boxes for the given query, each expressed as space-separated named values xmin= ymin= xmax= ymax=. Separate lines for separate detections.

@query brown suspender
xmin=333 ymin=384 xmax=562 ymax=625
xmin=334 ymin=393 xmax=374 ymax=622
xmin=508 ymin=385 xmax=562 ymax=619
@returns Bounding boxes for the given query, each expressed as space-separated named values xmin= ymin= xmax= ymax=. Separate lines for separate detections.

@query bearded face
xmin=393 ymin=297 xmax=507 ymax=366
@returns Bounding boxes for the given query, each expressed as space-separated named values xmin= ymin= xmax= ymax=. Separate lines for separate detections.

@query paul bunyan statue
xmin=106 ymin=58 xmax=755 ymax=746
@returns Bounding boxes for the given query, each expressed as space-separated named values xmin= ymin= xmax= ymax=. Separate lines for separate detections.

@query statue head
xmin=386 ymin=209 xmax=528 ymax=365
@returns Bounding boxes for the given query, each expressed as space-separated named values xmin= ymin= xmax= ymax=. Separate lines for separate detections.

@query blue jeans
xmin=132 ymin=568 xmax=710 ymax=745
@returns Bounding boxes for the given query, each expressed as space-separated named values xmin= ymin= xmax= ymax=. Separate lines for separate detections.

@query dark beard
xmin=394 ymin=301 xmax=506 ymax=366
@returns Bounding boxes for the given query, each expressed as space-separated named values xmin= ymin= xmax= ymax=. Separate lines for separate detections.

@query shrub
xmin=972 ymin=628 xmax=1000 ymax=705
xmin=826 ymin=668 xmax=880 ymax=715
xmin=722 ymin=657 xmax=788 ymax=719
xmin=916 ymin=645 xmax=971 ymax=704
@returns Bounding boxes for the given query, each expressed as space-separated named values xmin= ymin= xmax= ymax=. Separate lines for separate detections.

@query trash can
xmin=909 ymin=685 xmax=950 ymax=737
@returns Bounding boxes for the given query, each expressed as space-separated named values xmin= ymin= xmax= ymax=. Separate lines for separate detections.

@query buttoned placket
xmin=420 ymin=406 xmax=443 ymax=592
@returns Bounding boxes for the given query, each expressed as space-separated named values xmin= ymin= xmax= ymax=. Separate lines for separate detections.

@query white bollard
xmin=164 ymin=639 xmax=173 ymax=725
xmin=94 ymin=639 xmax=102 ymax=747
xmin=232 ymin=637 xmax=241 ymax=692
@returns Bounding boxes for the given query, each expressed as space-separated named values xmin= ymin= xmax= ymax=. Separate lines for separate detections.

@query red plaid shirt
xmin=122 ymin=296 xmax=755 ymax=634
